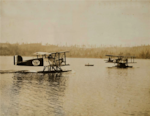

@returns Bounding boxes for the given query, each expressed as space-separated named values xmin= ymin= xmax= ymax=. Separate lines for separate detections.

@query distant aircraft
xmin=105 ymin=55 xmax=136 ymax=68
xmin=14 ymin=51 xmax=70 ymax=73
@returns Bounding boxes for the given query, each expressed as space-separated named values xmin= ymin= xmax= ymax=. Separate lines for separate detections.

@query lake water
xmin=0 ymin=56 xmax=150 ymax=116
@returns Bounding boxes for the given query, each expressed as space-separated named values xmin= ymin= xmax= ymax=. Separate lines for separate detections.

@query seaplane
xmin=14 ymin=51 xmax=71 ymax=73
xmin=105 ymin=55 xmax=136 ymax=68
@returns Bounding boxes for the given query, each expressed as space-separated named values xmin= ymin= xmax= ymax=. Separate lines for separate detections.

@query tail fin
xmin=14 ymin=55 xmax=23 ymax=65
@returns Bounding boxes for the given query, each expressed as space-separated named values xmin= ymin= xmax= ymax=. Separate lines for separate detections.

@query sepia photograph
xmin=0 ymin=0 xmax=150 ymax=116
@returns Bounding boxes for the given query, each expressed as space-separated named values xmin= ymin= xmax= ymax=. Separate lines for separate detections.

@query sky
xmin=0 ymin=0 xmax=150 ymax=46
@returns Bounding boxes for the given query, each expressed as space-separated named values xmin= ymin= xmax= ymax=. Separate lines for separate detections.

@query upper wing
xmin=106 ymin=55 xmax=135 ymax=58
xmin=106 ymin=55 xmax=122 ymax=57
xmin=34 ymin=52 xmax=50 ymax=55
xmin=52 ymin=51 xmax=69 ymax=54
xmin=34 ymin=51 xmax=69 ymax=55
xmin=57 ymin=51 xmax=69 ymax=53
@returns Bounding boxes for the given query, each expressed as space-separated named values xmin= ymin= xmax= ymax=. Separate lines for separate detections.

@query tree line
xmin=0 ymin=43 xmax=150 ymax=59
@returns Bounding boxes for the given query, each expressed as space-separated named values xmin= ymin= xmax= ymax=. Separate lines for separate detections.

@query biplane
xmin=105 ymin=55 xmax=136 ymax=68
xmin=14 ymin=51 xmax=70 ymax=73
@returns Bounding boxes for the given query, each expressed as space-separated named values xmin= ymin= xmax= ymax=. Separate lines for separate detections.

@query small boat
xmin=85 ymin=63 xmax=94 ymax=66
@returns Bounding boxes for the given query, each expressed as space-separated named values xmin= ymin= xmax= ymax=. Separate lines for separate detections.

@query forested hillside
xmin=0 ymin=43 xmax=150 ymax=59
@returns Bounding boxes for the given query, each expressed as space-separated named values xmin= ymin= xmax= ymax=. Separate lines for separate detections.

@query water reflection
xmin=106 ymin=67 xmax=136 ymax=78
xmin=104 ymin=67 xmax=150 ymax=116
xmin=10 ymin=73 xmax=68 ymax=116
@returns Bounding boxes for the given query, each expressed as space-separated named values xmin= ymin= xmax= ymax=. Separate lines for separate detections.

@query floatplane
xmin=105 ymin=55 xmax=136 ymax=68
xmin=14 ymin=51 xmax=71 ymax=73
